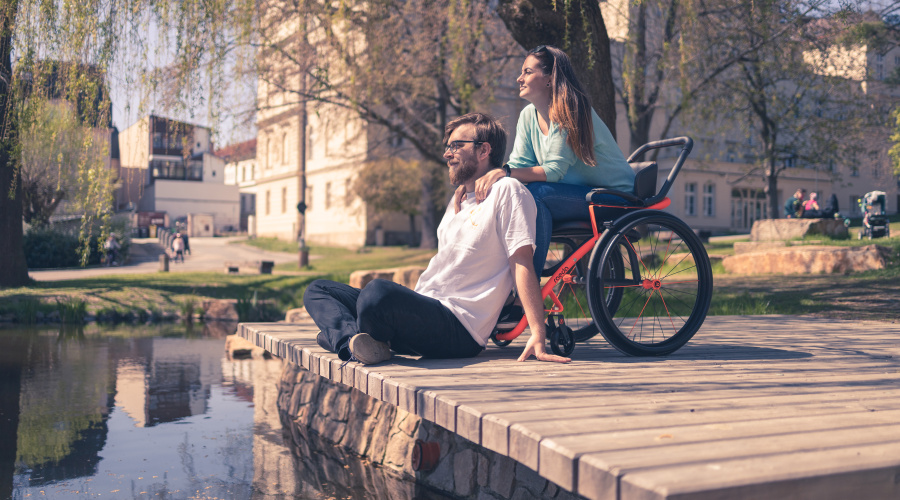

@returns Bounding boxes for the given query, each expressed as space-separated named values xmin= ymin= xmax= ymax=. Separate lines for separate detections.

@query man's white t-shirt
xmin=414 ymin=177 xmax=537 ymax=346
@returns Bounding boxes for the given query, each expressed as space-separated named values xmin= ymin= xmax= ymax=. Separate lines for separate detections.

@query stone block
xmin=722 ymin=244 xmax=891 ymax=275
xmin=201 ymin=299 xmax=238 ymax=321
xmin=392 ymin=266 xmax=426 ymax=289
xmin=384 ymin=432 xmax=417 ymax=473
xmin=750 ymin=218 xmax=848 ymax=241
xmin=733 ymin=241 xmax=787 ymax=254
xmin=348 ymin=267 xmax=427 ymax=289
xmin=476 ymin=452 xmax=490 ymax=487
xmin=515 ymin=461 xmax=546 ymax=496
xmin=398 ymin=412 xmax=420 ymax=437
xmin=489 ymin=454 xmax=516 ymax=498
xmin=348 ymin=270 xmax=396 ymax=289
xmin=224 ymin=334 xmax=267 ymax=359
xmin=453 ymin=448 xmax=477 ymax=497
xmin=284 ymin=307 xmax=310 ymax=322
xmin=331 ymin=391 xmax=352 ymax=422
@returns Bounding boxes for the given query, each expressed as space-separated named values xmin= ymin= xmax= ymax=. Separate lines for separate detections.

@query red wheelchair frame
xmin=490 ymin=137 xmax=713 ymax=357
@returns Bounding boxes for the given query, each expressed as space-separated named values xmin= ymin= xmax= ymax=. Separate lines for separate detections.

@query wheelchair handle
xmin=627 ymin=136 xmax=693 ymax=206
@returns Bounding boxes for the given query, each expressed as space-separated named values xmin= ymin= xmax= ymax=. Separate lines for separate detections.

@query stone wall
xmin=750 ymin=218 xmax=848 ymax=241
xmin=277 ymin=361 xmax=580 ymax=500
xmin=722 ymin=244 xmax=891 ymax=275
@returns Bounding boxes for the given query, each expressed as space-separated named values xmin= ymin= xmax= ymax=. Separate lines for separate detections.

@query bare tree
xmin=688 ymin=2 xmax=885 ymax=218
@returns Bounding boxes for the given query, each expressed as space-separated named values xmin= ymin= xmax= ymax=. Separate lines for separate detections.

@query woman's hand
xmin=473 ymin=168 xmax=506 ymax=203
xmin=453 ymin=185 xmax=467 ymax=214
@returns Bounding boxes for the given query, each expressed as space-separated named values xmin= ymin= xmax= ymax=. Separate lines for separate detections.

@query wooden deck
xmin=240 ymin=315 xmax=900 ymax=500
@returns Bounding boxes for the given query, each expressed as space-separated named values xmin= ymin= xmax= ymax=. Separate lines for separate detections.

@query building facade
xmin=219 ymin=139 xmax=258 ymax=233
xmin=118 ymin=115 xmax=240 ymax=234
xmin=254 ymin=6 xmax=898 ymax=247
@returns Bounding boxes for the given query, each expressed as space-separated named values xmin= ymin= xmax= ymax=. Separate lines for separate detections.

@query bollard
xmin=159 ymin=254 xmax=169 ymax=272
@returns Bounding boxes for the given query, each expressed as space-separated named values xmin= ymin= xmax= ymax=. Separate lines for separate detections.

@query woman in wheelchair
xmin=455 ymin=45 xmax=636 ymax=277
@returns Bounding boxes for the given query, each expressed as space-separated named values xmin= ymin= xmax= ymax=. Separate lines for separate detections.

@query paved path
xmin=240 ymin=315 xmax=900 ymax=500
xmin=30 ymin=237 xmax=300 ymax=281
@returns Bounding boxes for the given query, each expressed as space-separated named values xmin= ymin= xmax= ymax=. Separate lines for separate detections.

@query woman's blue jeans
xmin=526 ymin=182 xmax=633 ymax=277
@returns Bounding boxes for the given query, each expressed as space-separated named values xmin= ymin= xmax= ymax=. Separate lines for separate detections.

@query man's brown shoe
xmin=348 ymin=333 xmax=391 ymax=365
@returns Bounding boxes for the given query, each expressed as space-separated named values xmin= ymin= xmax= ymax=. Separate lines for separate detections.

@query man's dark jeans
xmin=302 ymin=278 xmax=483 ymax=361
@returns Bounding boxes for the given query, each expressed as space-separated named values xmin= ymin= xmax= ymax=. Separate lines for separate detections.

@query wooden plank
xmin=236 ymin=315 xmax=900 ymax=500
xmin=540 ymin=409 xmax=900 ymax=493
xmin=579 ymin=424 xmax=900 ymax=500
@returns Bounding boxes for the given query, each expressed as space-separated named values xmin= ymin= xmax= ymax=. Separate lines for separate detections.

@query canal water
xmin=0 ymin=324 xmax=440 ymax=499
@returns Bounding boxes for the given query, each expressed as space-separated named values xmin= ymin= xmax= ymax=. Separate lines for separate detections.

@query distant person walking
xmin=181 ymin=233 xmax=191 ymax=255
xmin=104 ymin=234 xmax=120 ymax=266
xmin=172 ymin=233 xmax=186 ymax=263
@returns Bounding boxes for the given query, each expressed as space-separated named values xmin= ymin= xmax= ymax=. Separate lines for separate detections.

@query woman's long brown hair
xmin=528 ymin=46 xmax=596 ymax=166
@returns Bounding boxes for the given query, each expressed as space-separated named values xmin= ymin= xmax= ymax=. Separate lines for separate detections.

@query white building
xmin=118 ymin=115 xmax=240 ymax=234
xmin=219 ymin=138 xmax=258 ymax=233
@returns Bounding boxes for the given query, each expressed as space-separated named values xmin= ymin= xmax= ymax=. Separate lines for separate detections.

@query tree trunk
xmin=0 ymin=1 xmax=30 ymax=287
xmin=767 ymin=154 xmax=780 ymax=220
xmin=497 ymin=0 xmax=617 ymax=139
xmin=417 ymin=173 xmax=437 ymax=249
xmin=408 ymin=213 xmax=417 ymax=247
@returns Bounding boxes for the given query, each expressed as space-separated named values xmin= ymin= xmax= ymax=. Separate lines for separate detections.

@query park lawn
xmin=3 ymin=229 xmax=898 ymax=323
xmin=0 ymin=272 xmax=322 ymax=322
xmin=239 ymin=238 xmax=437 ymax=278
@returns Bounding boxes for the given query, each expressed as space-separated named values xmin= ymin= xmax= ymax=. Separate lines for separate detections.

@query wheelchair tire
xmin=586 ymin=211 xmax=713 ymax=356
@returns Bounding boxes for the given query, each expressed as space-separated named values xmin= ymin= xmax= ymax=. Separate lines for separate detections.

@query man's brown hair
xmin=444 ymin=113 xmax=507 ymax=169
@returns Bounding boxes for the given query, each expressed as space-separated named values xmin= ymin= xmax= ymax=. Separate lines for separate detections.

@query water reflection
xmin=0 ymin=324 xmax=445 ymax=499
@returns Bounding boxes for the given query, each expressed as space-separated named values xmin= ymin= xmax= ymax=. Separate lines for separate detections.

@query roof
xmin=214 ymin=138 xmax=257 ymax=163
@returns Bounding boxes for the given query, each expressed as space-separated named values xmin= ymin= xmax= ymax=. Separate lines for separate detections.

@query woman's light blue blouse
xmin=507 ymin=104 xmax=635 ymax=192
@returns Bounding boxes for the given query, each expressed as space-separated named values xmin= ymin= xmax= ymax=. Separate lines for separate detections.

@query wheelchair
xmin=491 ymin=137 xmax=713 ymax=357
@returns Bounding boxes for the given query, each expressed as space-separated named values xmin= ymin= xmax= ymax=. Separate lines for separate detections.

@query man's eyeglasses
xmin=444 ymin=140 xmax=483 ymax=154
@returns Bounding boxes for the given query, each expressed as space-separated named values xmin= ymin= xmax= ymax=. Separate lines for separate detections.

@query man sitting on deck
xmin=303 ymin=112 xmax=570 ymax=365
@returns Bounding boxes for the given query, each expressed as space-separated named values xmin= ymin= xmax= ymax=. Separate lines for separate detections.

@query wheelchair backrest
xmin=629 ymin=161 xmax=658 ymax=201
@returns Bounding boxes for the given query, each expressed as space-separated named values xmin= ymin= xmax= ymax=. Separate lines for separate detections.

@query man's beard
xmin=449 ymin=156 xmax=478 ymax=185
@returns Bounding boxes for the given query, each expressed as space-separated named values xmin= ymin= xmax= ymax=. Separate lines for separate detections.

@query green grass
xmin=277 ymin=245 xmax=436 ymax=280
xmin=234 ymin=237 xmax=298 ymax=253
xmin=0 ymin=272 xmax=322 ymax=323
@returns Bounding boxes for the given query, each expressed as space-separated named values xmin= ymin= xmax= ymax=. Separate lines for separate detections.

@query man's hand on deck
xmin=517 ymin=334 xmax=571 ymax=363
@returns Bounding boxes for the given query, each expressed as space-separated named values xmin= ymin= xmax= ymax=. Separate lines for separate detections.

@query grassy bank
xmin=4 ymin=226 xmax=899 ymax=325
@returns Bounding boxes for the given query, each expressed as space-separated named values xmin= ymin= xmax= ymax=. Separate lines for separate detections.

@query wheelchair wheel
xmin=586 ymin=211 xmax=713 ymax=356
xmin=543 ymin=237 xmax=598 ymax=342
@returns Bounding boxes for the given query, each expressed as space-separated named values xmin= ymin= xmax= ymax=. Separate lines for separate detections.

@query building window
xmin=325 ymin=182 xmax=332 ymax=210
xmin=282 ymin=187 xmax=287 ymax=213
xmin=730 ymin=188 xmax=767 ymax=230
xmin=850 ymin=195 xmax=861 ymax=215
xmin=851 ymin=165 xmax=859 ymax=177
xmin=783 ymin=156 xmax=797 ymax=169
xmin=264 ymin=139 xmax=270 ymax=169
xmin=241 ymin=166 xmax=246 ymax=182
xmin=251 ymin=164 xmax=255 ymax=179
xmin=282 ymin=133 xmax=288 ymax=165
xmin=684 ymin=183 xmax=697 ymax=216
xmin=703 ymin=184 xmax=715 ymax=217
xmin=307 ymin=185 xmax=313 ymax=211
xmin=265 ymin=190 xmax=271 ymax=215
xmin=876 ymin=54 xmax=885 ymax=80
xmin=307 ymin=126 xmax=314 ymax=161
